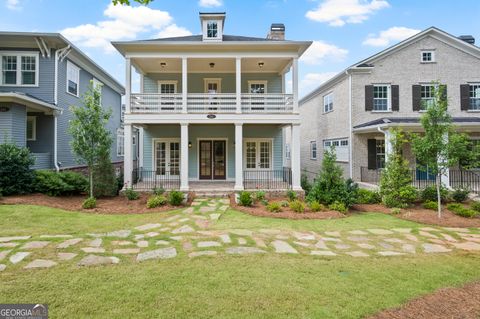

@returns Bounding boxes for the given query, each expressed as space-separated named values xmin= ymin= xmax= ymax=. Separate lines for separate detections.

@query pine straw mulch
xmin=370 ymin=281 xmax=480 ymax=319
xmin=0 ymin=193 xmax=192 ymax=215
xmin=229 ymin=195 xmax=346 ymax=220
xmin=353 ymin=203 xmax=480 ymax=228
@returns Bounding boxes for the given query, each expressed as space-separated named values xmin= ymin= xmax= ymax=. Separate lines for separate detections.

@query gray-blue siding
xmin=0 ymin=104 xmax=26 ymax=146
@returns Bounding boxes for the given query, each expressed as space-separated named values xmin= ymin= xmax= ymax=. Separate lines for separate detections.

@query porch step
xmin=194 ymin=192 xmax=232 ymax=198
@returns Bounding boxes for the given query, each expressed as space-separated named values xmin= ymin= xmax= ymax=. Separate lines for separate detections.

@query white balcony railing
xmin=129 ymin=93 xmax=294 ymax=114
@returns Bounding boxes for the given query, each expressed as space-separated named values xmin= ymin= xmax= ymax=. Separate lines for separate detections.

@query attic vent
xmin=459 ymin=35 xmax=475 ymax=45
xmin=267 ymin=23 xmax=285 ymax=40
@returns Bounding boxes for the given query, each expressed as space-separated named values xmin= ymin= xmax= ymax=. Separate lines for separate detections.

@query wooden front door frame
xmin=197 ymin=137 xmax=228 ymax=180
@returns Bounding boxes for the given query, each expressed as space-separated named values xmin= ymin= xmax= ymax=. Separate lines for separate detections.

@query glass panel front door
xmin=213 ymin=141 xmax=226 ymax=179
xmin=155 ymin=140 xmax=180 ymax=176
xmin=199 ymin=140 xmax=226 ymax=180
xmin=245 ymin=140 xmax=272 ymax=170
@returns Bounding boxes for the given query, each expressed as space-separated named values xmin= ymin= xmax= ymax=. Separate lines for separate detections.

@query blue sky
xmin=1 ymin=0 xmax=479 ymax=96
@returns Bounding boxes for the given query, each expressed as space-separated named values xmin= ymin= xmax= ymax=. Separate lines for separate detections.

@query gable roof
xmin=300 ymin=27 xmax=480 ymax=104
xmin=143 ymin=34 xmax=276 ymax=42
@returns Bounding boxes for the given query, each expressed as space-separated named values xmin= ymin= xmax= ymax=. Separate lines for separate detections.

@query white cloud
xmin=6 ymin=0 xmax=21 ymax=10
xmin=363 ymin=26 xmax=420 ymax=46
xmin=301 ymin=41 xmax=348 ymax=65
xmin=300 ymin=72 xmax=338 ymax=97
xmin=306 ymin=0 xmax=390 ymax=26
xmin=156 ymin=24 xmax=192 ymax=39
xmin=198 ymin=0 xmax=223 ymax=7
xmin=61 ymin=4 xmax=190 ymax=53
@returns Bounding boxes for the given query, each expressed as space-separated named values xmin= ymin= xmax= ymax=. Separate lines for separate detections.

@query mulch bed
xmin=229 ymin=195 xmax=346 ymax=220
xmin=370 ymin=281 xmax=480 ymax=319
xmin=353 ymin=204 xmax=480 ymax=227
xmin=0 ymin=193 xmax=192 ymax=215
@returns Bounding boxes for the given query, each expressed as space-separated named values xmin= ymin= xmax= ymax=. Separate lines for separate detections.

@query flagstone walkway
xmin=1 ymin=198 xmax=480 ymax=272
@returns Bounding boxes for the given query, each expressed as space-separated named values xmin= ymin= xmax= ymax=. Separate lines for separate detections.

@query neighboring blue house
xmin=0 ymin=32 xmax=125 ymax=170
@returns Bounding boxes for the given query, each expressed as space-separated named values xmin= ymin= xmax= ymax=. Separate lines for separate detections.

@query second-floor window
xmin=207 ymin=21 xmax=218 ymax=38
xmin=249 ymin=81 xmax=266 ymax=94
xmin=323 ymin=93 xmax=333 ymax=113
xmin=421 ymin=50 xmax=435 ymax=63
xmin=159 ymin=82 xmax=177 ymax=94
xmin=421 ymin=84 xmax=435 ymax=110
xmin=0 ymin=52 xmax=39 ymax=86
xmin=310 ymin=141 xmax=317 ymax=160
xmin=67 ymin=61 xmax=80 ymax=97
xmin=469 ymin=84 xmax=480 ymax=111
xmin=373 ymin=85 xmax=390 ymax=111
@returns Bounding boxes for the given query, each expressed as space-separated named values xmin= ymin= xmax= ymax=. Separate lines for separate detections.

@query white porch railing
xmin=129 ymin=93 xmax=294 ymax=114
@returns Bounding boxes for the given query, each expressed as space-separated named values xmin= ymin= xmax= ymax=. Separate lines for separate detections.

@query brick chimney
xmin=267 ymin=23 xmax=285 ymax=40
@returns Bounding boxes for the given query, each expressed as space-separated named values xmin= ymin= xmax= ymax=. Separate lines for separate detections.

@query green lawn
xmin=1 ymin=204 xmax=480 ymax=318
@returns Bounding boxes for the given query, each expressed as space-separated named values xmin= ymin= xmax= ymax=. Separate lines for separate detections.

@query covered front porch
xmin=124 ymin=123 xmax=300 ymax=192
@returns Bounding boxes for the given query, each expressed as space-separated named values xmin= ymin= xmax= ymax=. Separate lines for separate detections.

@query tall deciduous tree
xmin=411 ymin=83 xmax=472 ymax=218
xmin=69 ymin=82 xmax=112 ymax=198
xmin=112 ymin=0 xmax=153 ymax=5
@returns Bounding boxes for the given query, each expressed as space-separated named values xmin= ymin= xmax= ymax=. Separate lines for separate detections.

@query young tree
xmin=411 ymin=83 xmax=473 ymax=218
xmin=69 ymin=82 xmax=112 ymax=198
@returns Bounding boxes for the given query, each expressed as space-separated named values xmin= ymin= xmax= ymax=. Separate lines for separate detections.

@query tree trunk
xmin=89 ymin=168 xmax=93 ymax=198
xmin=436 ymin=173 xmax=442 ymax=218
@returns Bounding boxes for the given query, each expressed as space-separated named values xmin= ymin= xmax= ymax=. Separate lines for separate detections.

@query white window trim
xmin=157 ymin=80 xmax=178 ymax=94
xmin=248 ymin=80 xmax=268 ymax=93
xmin=323 ymin=92 xmax=333 ymax=113
xmin=204 ymin=78 xmax=222 ymax=93
xmin=0 ymin=51 xmax=39 ymax=87
xmin=420 ymin=50 xmax=435 ymax=63
xmin=203 ymin=19 xmax=223 ymax=41
xmin=310 ymin=141 xmax=317 ymax=160
xmin=66 ymin=61 xmax=80 ymax=97
xmin=116 ymin=128 xmax=124 ymax=157
xmin=26 ymin=116 xmax=36 ymax=141
xmin=323 ymin=138 xmax=349 ymax=162
xmin=243 ymin=138 xmax=273 ymax=171
xmin=372 ymin=84 xmax=391 ymax=112
xmin=152 ymin=138 xmax=182 ymax=177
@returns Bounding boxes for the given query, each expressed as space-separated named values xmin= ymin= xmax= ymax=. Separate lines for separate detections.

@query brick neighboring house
xmin=299 ymin=27 xmax=480 ymax=190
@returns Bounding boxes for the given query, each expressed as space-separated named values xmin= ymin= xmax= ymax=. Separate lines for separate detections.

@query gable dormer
xmin=200 ymin=12 xmax=226 ymax=42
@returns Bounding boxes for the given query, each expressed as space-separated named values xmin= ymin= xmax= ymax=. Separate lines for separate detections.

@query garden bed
xmin=1 ymin=193 xmax=192 ymax=214
xmin=229 ymin=195 xmax=346 ymax=220
xmin=354 ymin=204 xmax=480 ymax=227
xmin=370 ymin=280 xmax=480 ymax=319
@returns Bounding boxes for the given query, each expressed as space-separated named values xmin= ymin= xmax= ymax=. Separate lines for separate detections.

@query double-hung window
xmin=420 ymin=84 xmax=435 ymax=110
xmin=310 ymin=141 xmax=317 ymax=160
xmin=373 ymin=85 xmax=390 ymax=111
xmin=67 ymin=61 xmax=80 ymax=96
xmin=376 ymin=140 xmax=385 ymax=169
xmin=116 ymin=128 xmax=124 ymax=157
xmin=421 ymin=50 xmax=435 ymax=63
xmin=26 ymin=116 xmax=36 ymax=141
xmin=469 ymin=84 xmax=480 ymax=111
xmin=207 ymin=21 xmax=218 ymax=38
xmin=0 ymin=52 xmax=39 ymax=86
xmin=323 ymin=138 xmax=349 ymax=162
xmin=323 ymin=93 xmax=333 ymax=113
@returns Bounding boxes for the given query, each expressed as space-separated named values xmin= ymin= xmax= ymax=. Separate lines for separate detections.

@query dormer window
xmin=421 ymin=50 xmax=435 ymax=63
xmin=207 ymin=21 xmax=218 ymax=38
xmin=200 ymin=12 xmax=225 ymax=41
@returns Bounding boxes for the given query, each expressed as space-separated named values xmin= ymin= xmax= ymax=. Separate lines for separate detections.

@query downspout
xmin=347 ymin=70 xmax=353 ymax=179
xmin=53 ymin=49 xmax=60 ymax=172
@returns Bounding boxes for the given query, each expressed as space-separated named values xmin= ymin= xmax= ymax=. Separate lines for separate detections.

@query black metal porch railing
xmin=449 ymin=169 xmax=480 ymax=193
xmin=132 ymin=168 xmax=181 ymax=190
xmin=360 ymin=167 xmax=436 ymax=189
xmin=243 ymin=167 xmax=292 ymax=190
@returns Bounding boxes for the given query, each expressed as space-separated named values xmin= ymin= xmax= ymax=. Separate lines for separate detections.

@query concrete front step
xmin=194 ymin=192 xmax=231 ymax=198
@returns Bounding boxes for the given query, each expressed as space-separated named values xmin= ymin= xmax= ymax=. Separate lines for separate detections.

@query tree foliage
xmin=68 ymin=82 xmax=112 ymax=198
xmin=112 ymin=0 xmax=154 ymax=5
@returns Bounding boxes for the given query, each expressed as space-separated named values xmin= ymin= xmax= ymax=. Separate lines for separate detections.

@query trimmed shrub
xmin=308 ymin=200 xmax=323 ymax=212
xmin=147 ymin=195 xmax=167 ymax=208
xmin=423 ymin=200 xmax=438 ymax=211
xmin=266 ymin=202 xmax=282 ymax=213
xmin=116 ymin=172 xmax=124 ymax=195
xmin=391 ymin=208 xmax=401 ymax=214
xmin=328 ymin=201 xmax=347 ymax=213
xmin=168 ymin=190 xmax=184 ymax=206
xmin=286 ymin=190 xmax=297 ymax=201
xmin=471 ymin=201 xmax=480 ymax=213
xmin=59 ymin=171 xmax=88 ymax=195
xmin=451 ymin=188 xmax=470 ymax=203
xmin=82 ymin=197 xmax=96 ymax=209
xmin=238 ymin=191 xmax=253 ymax=207
xmin=92 ymin=156 xmax=118 ymax=197
xmin=301 ymin=173 xmax=312 ymax=196
xmin=260 ymin=199 xmax=268 ymax=206
xmin=279 ymin=201 xmax=289 ymax=208
xmin=383 ymin=185 xmax=418 ymax=208
xmin=153 ymin=187 xmax=165 ymax=196
xmin=289 ymin=200 xmax=305 ymax=213
xmin=255 ymin=190 xmax=266 ymax=201
xmin=447 ymin=203 xmax=477 ymax=218
xmin=34 ymin=170 xmax=71 ymax=196
xmin=356 ymin=188 xmax=381 ymax=204
xmin=124 ymin=188 xmax=139 ymax=200
xmin=421 ymin=185 xmax=449 ymax=203
xmin=0 ymin=143 xmax=35 ymax=195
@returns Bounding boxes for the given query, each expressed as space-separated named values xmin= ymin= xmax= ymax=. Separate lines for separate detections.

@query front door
xmin=199 ymin=140 xmax=226 ymax=180
xmin=155 ymin=140 xmax=180 ymax=177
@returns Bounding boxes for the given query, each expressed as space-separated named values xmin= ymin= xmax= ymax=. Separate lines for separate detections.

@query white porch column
xmin=234 ymin=123 xmax=244 ymax=191
xmin=384 ymin=129 xmax=393 ymax=163
xmin=180 ymin=123 xmax=189 ymax=191
xmin=292 ymin=58 xmax=299 ymax=113
xmin=124 ymin=123 xmax=133 ymax=188
xmin=440 ymin=133 xmax=450 ymax=187
xmin=125 ymin=57 xmax=131 ymax=114
xmin=291 ymin=123 xmax=302 ymax=191
xmin=182 ymin=57 xmax=188 ymax=114
xmin=138 ymin=127 xmax=144 ymax=169
xmin=236 ymin=57 xmax=242 ymax=114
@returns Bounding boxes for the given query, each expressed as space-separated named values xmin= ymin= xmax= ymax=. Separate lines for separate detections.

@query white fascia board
xmin=0 ymin=93 xmax=62 ymax=112
xmin=126 ymin=52 xmax=299 ymax=59
xmin=124 ymin=113 xmax=300 ymax=125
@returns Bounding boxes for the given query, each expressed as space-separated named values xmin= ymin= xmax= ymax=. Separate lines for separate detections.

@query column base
xmin=234 ymin=185 xmax=244 ymax=191
xmin=180 ymin=186 xmax=190 ymax=192
xmin=292 ymin=186 xmax=303 ymax=191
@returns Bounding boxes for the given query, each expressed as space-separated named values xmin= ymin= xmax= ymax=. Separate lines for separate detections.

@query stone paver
xmin=422 ymin=243 xmax=451 ymax=253
xmin=40 ymin=234 xmax=73 ymax=238
xmin=106 ymin=230 xmax=131 ymax=238
xmin=21 ymin=241 xmax=50 ymax=249
xmin=199 ymin=206 xmax=216 ymax=213
xmin=137 ymin=241 xmax=149 ymax=248
xmin=378 ymin=251 xmax=405 ymax=256
xmin=357 ymin=243 xmax=375 ymax=250
xmin=58 ymin=238 xmax=83 ymax=249
xmin=226 ymin=247 xmax=266 ymax=255
xmin=379 ymin=242 xmax=394 ymax=250
xmin=172 ymin=225 xmax=195 ymax=234
xmin=444 ymin=227 xmax=470 ymax=233
xmin=384 ymin=238 xmax=405 ymax=244
xmin=345 ymin=251 xmax=369 ymax=257
xmin=392 ymin=228 xmax=412 ymax=233
xmin=294 ymin=241 xmax=311 ymax=248
xmin=404 ymin=234 xmax=419 ymax=242
xmin=368 ymin=229 xmax=394 ymax=235
xmin=230 ymin=229 xmax=253 ymax=236
xmin=335 ymin=244 xmax=351 ymax=250
xmin=0 ymin=243 xmax=18 ymax=248
xmin=78 ymin=255 xmax=119 ymax=266
xmin=321 ymin=237 xmax=342 ymax=242
xmin=156 ymin=240 xmax=170 ymax=246
xmin=88 ymin=238 xmax=102 ymax=248
xmin=237 ymin=238 xmax=247 ymax=245
xmin=183 ymin=207 xmax=194 ymax=214
xmin=293 ymin=232 xmax=316 ymax=241
xmin=452 ymin=242 xmax=480 ymax=251
xmin=24 ymin=259 xmax=57 ymax=269
xmin=0 ymin=264 xmax=5 ymax=272
xmin=197 ymin=241 xmax=222 ymax=248
xmin=440 ymin=233 xmax=458 ymax=242
xmin=419 ymin=231 xmax=438 ymax=239
xmin=421 ymin=227 xmax=439 ymax=232
xmin=136 ymin=247 xmax=177 ymax=262
xmin=81 ymin=247 xmax=105 ymax=253
xmin=135 ymin=223 xmax=162 ymax=231
xmin=347 ymin=236 xmax=370 ymax=242
xmin=324 ymin=231 xmax=341 ymax=237
xmin=219 ymin=234 xmax=232 ymax=244
xmin=0 ymin=236 xmax=31 ymax=243
xmin=311 ymin=250 xmax=337 ymax=256
xmin=253 ymin=237 xmax=267 ymax=248
xmin=57 ymin=253 xmax=77 ymax=261
xmin=145 ymin=232 xmax=159 ymax=238
xmin=113 ymin=248 xmax=140 ymax=254
xmin=112 ymin=240 xmax=133 ymax=246
xmin=402 ymin=244 xmax=416 ymax=254
xmin=272 ymin=240 xmax=298 ymax=254
xmin=9 ymin=252 xmax=30 ymax=264
xmin=210 ymin=213 xmax=221 ymax=221
xmin=0 ymin=250 xmax=12 ymax=261
xmin=189 ymin=251 xmax=217 ymax=258
xmin=348 ymin=230 xmax=368 ymax=235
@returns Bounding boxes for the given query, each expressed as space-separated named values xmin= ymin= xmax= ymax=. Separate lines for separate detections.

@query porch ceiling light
xmin=209 ymin=62 xmax=215 ymax=68
xmin=188 ymin=141 xmax=192 ymax=148
xmin=258 ymin=61 xmax=264 ymax=68
xmin=160 ymin=62 xmax=167 ymax=68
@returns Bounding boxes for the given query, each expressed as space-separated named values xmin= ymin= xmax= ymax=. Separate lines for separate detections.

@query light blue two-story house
xmin=0 ymin=32 xmax=124 ymax=170
xmin=113 ymin=12 xmax=311 ymax=194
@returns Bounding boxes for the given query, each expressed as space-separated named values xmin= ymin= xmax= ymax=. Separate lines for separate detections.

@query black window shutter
xmin=460 ymin=84 xmax=470 ymax=111
xmin=367 ymin=139 xmax=377 ymax=170
xmin=412 ymin=85 xmax=421 ymax=111
xmin=440 ymin=84 xmax=447 ymax=102
xmin=365 ymin=85 xmax=373 ymax=111
xmin=391 ymin=85 xmax=399 ymax=111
